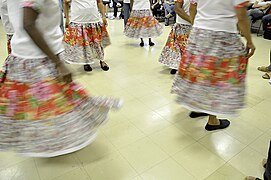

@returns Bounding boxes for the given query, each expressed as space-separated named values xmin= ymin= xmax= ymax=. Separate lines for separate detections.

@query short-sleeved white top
xmin=0 ymin=0 xmax=14 ymax=34
xmin=176 ymin=0 xmax=191 ymax=25
xmin=133 ymin=0 xmax=150 ymax=10
xmin=8 ymin=0 xmax=64 ymax=58
xmin=70 ymin=0 xmax=101 ymax=23
xmin=192 ymin=0 xmax=247 ymax=33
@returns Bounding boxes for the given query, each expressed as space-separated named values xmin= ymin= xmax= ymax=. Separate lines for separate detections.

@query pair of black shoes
xmin=189 ymin=112 xmax=230 ymax=131
xmin=140 ymin=42 xmax=155 ymax=47
xmin=84 ymin=61 xmax=110 ymax=72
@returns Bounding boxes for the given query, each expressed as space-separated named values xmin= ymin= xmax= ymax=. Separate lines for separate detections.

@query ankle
xmin=208 ymin=116 xmax=220 ymax=125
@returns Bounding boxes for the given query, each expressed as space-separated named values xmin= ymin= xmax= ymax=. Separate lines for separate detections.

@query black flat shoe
xmin=140 ymin=42 xmax=144 ymax=47
xmin=149 ymin=42 xmax=155 ymax=46
xmin=170 ymin=69 xmax=177 ymax=74
xmin=100 ymin=61 xmax=109 ymax=71
xmin=205 ymin=119 xmax=230 ymax=131
xmin=189 ymin=111 xmax=209 ymax=118
xmin=84 ymin=64 xmax=92 ymax=72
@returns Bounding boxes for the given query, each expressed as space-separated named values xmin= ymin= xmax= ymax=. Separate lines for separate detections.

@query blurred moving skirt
xmin=159 ymin=24 xmax=191 ymax=69
xmin=0 ymin=55 xmax=122 ymax=157
xmin=124 ymin=9 xmax=163 ymax=39
xmin=171 ymin=28 xmax=248 ymax=117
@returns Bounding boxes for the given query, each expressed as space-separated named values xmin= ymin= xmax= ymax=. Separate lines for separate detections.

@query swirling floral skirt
xmin=171 ymin=28 xmax=248 ymax=116
xmin=124 ymin=9 xmax=163 ymax=39
xmin=159 ymin=23 xmax=191 ymax=69
xmin=0 ymin=55 xmax=121 ymax=157
xmin=64 ymin=22 xmax=111 ymax=64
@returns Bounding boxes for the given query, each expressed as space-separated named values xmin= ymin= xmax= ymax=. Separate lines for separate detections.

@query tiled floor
xmin=0 ymin=18 xmax=270 ymax=180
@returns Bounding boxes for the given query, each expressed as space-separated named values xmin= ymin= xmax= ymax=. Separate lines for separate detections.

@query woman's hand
xmin=56 ymin=62 xmax=73 ymax=83
xmin=65 ymin=19 xmax=70 ymax=28
xmin=102 ymin=17 xmax=108 ymax=27
xmin=246 ymin=42 xmax=256 ymax=58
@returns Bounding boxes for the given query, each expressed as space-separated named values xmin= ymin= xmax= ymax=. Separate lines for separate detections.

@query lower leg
xmin=207 ymin=115 xmax=220 ymax=125
xmin=113 ymin=1 xmax=118 ymax=17
xmin=205 ymin=115 xmax=230 ymax=131
xmin=123 ymin=3 xmax=130 ymax=26
xmin=164 ymin=3 xmax=170 ymax=23
xmin=169 ymin=5 xmax=175 ymax=15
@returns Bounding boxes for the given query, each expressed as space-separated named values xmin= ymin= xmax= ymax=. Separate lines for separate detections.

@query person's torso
xmin=194 ymin=0 xmax=246 ymax=33
xmin=133 ymin=0 xmax=150 ymax=10
xmin=70 ymin=0 xmax=101 ymax=23
xmin=8 ymin=0 xmax=63 ymax=58
xmin=176 ymin=0 xmax=191 ymax=25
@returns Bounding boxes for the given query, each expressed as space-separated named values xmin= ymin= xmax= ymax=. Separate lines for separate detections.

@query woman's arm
xmin=23 ymin=7 xmax=72 ymax=81
xmin=97 ymin=0 xmax=107 ymax=26
xmin=236 ymin=6 xmax=255 ymax=58
xmin=64 ymin=0 xmax=70 ymax=28
xmin=175 ymin=1 xmax=191 ymax=23
xmin=189 ymin=2 xmax=197 ymax=24
xmin=23 ymin=8 xmax=60 ymax=64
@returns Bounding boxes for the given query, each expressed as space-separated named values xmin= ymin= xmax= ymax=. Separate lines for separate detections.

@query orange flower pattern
xmin=0 ymin=55 xmax=121 ymax=157
xmin=159 ymin=24 xmax=191 ymax=69
xmin=64 ymin=22 xmax=111 ymax=64
xmin=124 ymin=10 xmax=163 ymax=38
xmin=171 ymin=28 xmax=248 ymax=116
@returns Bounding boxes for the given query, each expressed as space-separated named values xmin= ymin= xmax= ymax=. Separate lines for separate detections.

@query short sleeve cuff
xmin=21 ymin=0 xmax=42 ymax=13
xmin=235 ymin=1 xmax=250 ymax=8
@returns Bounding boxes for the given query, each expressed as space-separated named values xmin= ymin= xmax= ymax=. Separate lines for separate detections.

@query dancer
xmin=171 ymin=0 xmax=255 ymax=131
xmin=0 ymin=0 xmax=14 ymax=54
xmin=159 ymin=0 xmax=191 ymax=75
xmin=124 ymin=0 xmax=163 ymax=47
xmin=0 ymin=0 xmax=121 ymax=157
xmin=64 ymin=0 xmax=110 ymax=72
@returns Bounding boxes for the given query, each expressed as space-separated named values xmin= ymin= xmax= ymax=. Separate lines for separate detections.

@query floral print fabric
xmin=0 ymin=55 xmax=121 ymax=157
xmin=124 ymin=9 xmax=164 ymax=39
xmin=159 ymin=23 xmax=191 ymax=69
xmin=171 ymin=28 xmax=248 ymax=116
xmin=64 ymin=22 xmax=111 ymax=64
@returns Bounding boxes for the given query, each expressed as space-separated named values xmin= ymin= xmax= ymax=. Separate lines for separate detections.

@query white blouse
xmin=133 ymin=0 xmax=151 ymax=10
xmin=70 ymin=0 xmax=101 ymax=23
xmin=8 ymin=0 xmax=63 ymax=58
